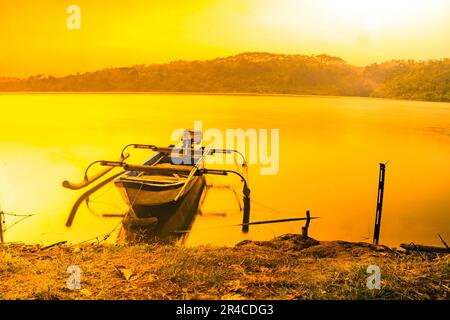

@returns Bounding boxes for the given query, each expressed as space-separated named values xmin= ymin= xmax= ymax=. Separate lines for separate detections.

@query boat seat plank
xmin=125 ymin=164 xmax=194 ymax=176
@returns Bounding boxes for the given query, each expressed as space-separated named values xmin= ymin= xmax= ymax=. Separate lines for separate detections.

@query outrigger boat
xmin=63 ymin=130 xmax=251 ymax=241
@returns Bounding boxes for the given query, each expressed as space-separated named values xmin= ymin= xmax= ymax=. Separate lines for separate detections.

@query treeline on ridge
xmin=1 ymin=52 xmax=449 ymax=102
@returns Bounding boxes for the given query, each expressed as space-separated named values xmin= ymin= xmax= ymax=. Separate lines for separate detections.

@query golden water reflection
xmin=0 ymin=94 xmax=449 ymax=247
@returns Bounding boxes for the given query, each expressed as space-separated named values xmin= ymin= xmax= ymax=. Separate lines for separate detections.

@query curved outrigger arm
xmin=65 ymin=171 xmax=125 ymax=227
xmin=120 ymin=144 xmax=178 ymax=159
xmin=199 ymin=168 xmax=251 ymax=233
xmin=198 ymin=168 xmax=250 ymax=196
xmin=211 ymin=149 xmax=247 ymax=167
xmin=78 ymin=160 xmax=252 ymax=200
xmin=62 ymin=153 xmax=130 ymax=190
xmin=62 ymin=143 xmax=176 ymax=190
xmin=63 ymin=143 xmax=162 ymax=191
xmin=120 ymin=143 xmax=249 ymax=166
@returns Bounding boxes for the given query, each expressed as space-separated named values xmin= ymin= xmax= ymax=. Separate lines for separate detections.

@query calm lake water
xmin=0 ymin=94 xmax=449 ymax=247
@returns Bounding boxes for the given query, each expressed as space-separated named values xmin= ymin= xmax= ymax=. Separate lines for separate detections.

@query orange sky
xmin=1 ymin=0 xmax=449 ymax=77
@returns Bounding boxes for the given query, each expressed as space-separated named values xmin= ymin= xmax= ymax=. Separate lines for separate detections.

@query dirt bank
xmin=0 ymin=234 xmax=448 ymax=300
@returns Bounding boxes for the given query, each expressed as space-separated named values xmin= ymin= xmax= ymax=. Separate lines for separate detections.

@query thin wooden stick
xmin=40 ymin=241 xmax=68 ymax=251
xmin=438 ymin=234 xmax=449 ymax=250
xmin=172 ymin=216 xmax=319 ymax=233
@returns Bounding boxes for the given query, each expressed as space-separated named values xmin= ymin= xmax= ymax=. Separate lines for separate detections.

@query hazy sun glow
xmin=327 ymin=0 xmax=442 ymax=32
xmin=0 ymin=0 xmax=449 ymax=76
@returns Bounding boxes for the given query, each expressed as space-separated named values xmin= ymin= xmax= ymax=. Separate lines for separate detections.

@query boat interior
xmin=123 ymin=150 xmax=204 ymax=185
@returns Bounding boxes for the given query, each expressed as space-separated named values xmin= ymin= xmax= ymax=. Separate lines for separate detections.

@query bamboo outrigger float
xmin=63 ymin=130 xmax=251 ymax=241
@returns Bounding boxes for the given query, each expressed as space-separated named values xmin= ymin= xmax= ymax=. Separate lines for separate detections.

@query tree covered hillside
xmin=1 ymin=53 xmax=449 ymax=102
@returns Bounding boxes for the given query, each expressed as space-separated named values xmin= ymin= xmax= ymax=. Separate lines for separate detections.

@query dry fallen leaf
xmin=115 ymin=265 xmax=134 ymax=280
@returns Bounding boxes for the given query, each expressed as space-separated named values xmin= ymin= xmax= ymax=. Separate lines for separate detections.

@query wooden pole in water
xmin=242 ymin=186 xmax=251 ymax=233
xmin=373 ymin=163 xmax=386 ymax=245
xmin=0 ymin=210 xmax=4 ymax=243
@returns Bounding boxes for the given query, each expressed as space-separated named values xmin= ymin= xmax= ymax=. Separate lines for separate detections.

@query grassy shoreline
xmin=0 ymin=234 xmax=448 ymax=300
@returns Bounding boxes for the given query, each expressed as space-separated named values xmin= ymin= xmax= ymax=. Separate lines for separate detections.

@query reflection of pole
xmin=373 ymin=163 xmax=386 ymax=245
xmin=0 ymin=211 xmax=4 ymax=243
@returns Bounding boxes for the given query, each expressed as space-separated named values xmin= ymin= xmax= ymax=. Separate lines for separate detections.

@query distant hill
xmin=367 ymin=59 xmax=450 ymax=101
xmin=1 ymin=52 xmax=449 ymax=102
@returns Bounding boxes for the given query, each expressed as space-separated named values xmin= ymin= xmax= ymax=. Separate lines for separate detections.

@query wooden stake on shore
xmin=302 ymin=210 xmax=311 ymax=237
xmin=373 ymin=163 xmax=387 ymax=245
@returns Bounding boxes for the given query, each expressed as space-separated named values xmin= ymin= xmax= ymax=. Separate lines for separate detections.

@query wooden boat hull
xmin=114 ymin=175 xmax=201 ymax=218
xmin=119 ymin=175 xmax=206 ymax=242
xmin=113 ymin=148 xmax=206 ymax=241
